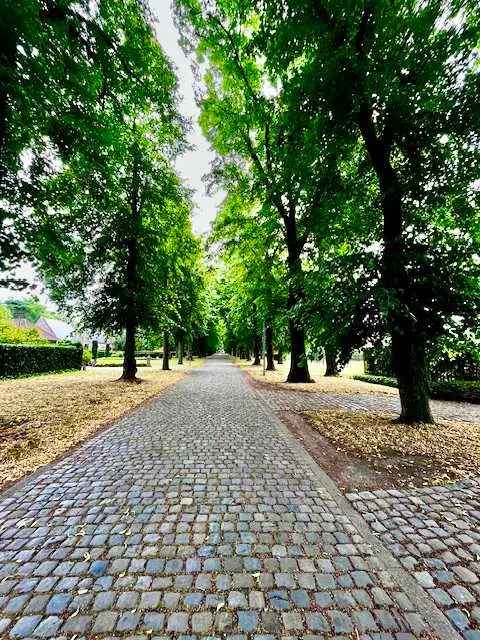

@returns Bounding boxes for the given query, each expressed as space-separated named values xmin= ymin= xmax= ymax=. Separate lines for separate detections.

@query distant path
xmin=0 ymin=355 xmax=465 ymax=638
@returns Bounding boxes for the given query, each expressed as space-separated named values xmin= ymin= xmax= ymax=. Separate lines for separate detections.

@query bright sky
xmin=0 ymin=0 xmax=221 ymax=304
xmin=152 ymin=0 xmax=223 ymax=235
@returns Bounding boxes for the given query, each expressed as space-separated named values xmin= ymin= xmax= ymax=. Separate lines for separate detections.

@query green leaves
xmin=21 ymin=0 xmax=206 ymax=349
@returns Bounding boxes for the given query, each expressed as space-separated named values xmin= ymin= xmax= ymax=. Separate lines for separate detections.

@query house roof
xmin=34 ymin=317 xmax=109 ymax=344
xmin=35 ymin=317 xmax=75 ymax=341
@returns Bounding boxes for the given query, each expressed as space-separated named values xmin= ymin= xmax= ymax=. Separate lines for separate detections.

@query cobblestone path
xmin=0 ymin=355 xmax=470 ymax=639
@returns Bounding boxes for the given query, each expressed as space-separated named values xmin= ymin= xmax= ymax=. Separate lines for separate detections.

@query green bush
xmin=354 ymin=373 xmax=398 ymax=388
xmin=0 ymin=343 xmax=83 ymax=378
xmin=431 ymin=380 xmax=480 ymax=404
xmin=135 ymin=350 xmax=163 ymax=358
xmin=354 ymin=374 xmax=480 ymax=404
xmin=94 ymin=358 xmax=150 ymax=368
xmin=364 ymin=345 xmax=480 ymax=381
xmin=0 ymin=305 xmax=48 ymax=345
xmin=363 ymin=347 xmax=394 ymax=377
xmin=82 ymin=347 xmax=92 ymax=365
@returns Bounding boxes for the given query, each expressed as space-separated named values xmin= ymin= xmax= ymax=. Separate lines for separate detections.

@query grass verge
xmin=0 ymin=359 xmax=203 ymax=490
xmin=306 ymin=409 xmax=480 ymax=486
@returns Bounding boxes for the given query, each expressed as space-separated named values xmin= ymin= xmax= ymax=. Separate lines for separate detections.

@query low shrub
xmin=94 ymin=360 xmax=150 ymax=368
xmin=354 ymin=374 xmax=480 ymax=404
xmin=135 ymin=350 xmax=163 ymax=358
xmin=363 ymin=345 xmax=480 ymax=381
xmin=363 ymin=347 xmax=394 ymax=377
xmin=354 ymin=373 xmax=398 ymax=388
xmin=432 ymin=380 xmax=480 ymax=404
xmin=0 ymin=343 xmax=83 ymax=378
xmin=0 ymin=306 xmax=47 ymax=345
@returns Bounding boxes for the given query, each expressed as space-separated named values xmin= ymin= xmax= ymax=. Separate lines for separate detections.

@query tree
xmin=254 ymin=0 xmax=480 ymax=422
xmin=0 ymin=304 xmax=47 ymax=344
xmin=28 ymin=0 xmax=190 ymax=381
xmin=211 ymin=186 xmax=287 ymax=371
xmin=4 ymin=296 xmax=59 ymax=322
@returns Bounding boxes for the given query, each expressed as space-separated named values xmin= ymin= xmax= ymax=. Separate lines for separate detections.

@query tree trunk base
xmin=266 ymin=364 xmax=276 ymax=371
xmin=324 ymin=347 xmax=339 ymax=377
xmin=117 ymin=375 xmax=142 ymax=384
xmin=392 ymin=415 xmax=436 ymax=425
xmin=286 ymin=370 xmax=314 ymax=383
xmin=252 ymin=358 xmax=261 ymax=366
xmin=392 ymin=332 xmax=434 ymax=424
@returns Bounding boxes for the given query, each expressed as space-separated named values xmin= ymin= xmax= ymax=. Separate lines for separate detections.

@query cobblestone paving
xmin=253 ymin=374 xmax=480 ymax=639
xmin=346 ymin=483 xmax=480 ymax=640
xmin=0 ymin=356 xmax=463 ymax=639
xmin=257 ymin=387 xmax=480 ymax=423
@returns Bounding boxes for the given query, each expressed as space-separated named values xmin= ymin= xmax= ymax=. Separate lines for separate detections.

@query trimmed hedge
xmin=0 ymin=343 xmax=83 ymax=378
xmin=100 ymin=350 xmax=165 ymax=358
xmin=94 ymin=359 xmax=150 ymax=368
xmin=354 ymin=374 xmax=480 ymax=404
xmin=354 ymin=373 xmax=398 ymax=388
xmin=135 ymin=350 xmax=163 ymax=358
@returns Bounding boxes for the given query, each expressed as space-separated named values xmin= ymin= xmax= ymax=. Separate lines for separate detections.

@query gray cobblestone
xmin=92 ymin=610 xmax=118 ymax=633
xmin=9 ymin=615 xmax=41 ymax=638
xmin=33 ymin=615 xmax=62 ymax=637
xmin=167 ymin=612 xmax=189 ymax=633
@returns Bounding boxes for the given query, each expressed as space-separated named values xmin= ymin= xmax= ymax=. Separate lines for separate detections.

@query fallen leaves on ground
xmin=238 ymin=359 xmax=397 ymax=395
xmin=0 ymin=360 xmax=200 ymax=489
xmin=306 ymin=409 xmax=480 ymax=486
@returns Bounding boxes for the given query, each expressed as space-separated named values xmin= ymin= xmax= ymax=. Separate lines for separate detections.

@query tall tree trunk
xmin=0 ymin=6 xmax=17 ymax=168
xmin=162 ymin=331 xmax=170 ymax=370
xmin=177 ymin=337 xmax=183 ymax=365
xmin=287 ymin=318 xmax=311 ymax=382
xmin=187 ymin=341 xmax=193 ymax=361
xmin=120 ymin=143 xmax=140 ymax=383
xmin=122 ymin=317 xmax=137 ymax=381
xmin=287 ymin=225 xmax=313 ymax=382
xmin=252 ymin=334 xmax=261 ymax=365
xmin=265 ymin=322 xmax=275 ymax=371
xmin=358 ymin=104 xmax=433 ymax=422
xmin=284 ymin=214 xmax=313 ymax=383
xmin=277 ymin=349 xmax=283 ymax=364
xmin=392 ymin=332 xmax=433 ymax=423
xmin=0 ymin=8 xmax=18 ymax=274
xmin=324 ymin=345 xmax=338 ymax=377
